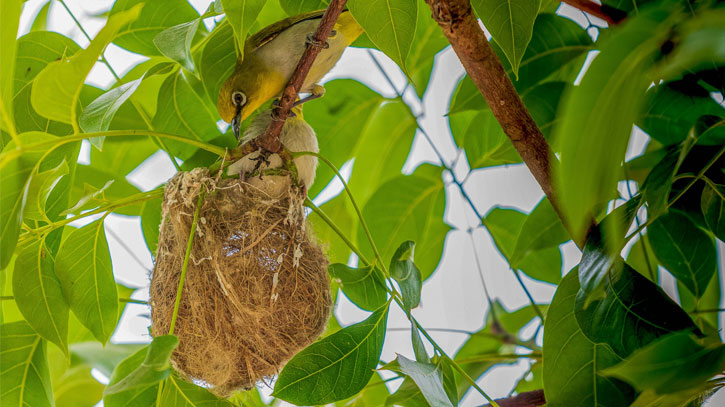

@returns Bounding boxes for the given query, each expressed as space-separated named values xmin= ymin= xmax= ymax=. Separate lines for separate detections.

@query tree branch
xmin=562 ymin=0 xmax=627 ymax=25
xmin=481 ymin=390 xmax=546 ymax=407
xmin=255 ymin=0 xmax=348 ymax=152
xmin=425 ymin=0 xmax=586 ymax=246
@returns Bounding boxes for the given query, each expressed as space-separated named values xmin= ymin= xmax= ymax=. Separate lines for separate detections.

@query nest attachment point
xmin=150 ymin=168 xmax=331 ymax=397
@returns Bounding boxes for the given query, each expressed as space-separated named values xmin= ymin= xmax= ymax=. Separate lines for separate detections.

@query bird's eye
xmin=232 ymin=91 xmax=246 ymax=107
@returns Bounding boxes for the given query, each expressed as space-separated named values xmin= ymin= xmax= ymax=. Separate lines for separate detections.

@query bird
xmin=217 ymin=10 xmax=363 ymax=139
xmin=226 ymin=106 xmax=318 ymax=197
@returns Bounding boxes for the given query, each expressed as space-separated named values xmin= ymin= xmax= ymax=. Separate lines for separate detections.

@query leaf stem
xmin=411 ymin=316 xmax=500 ymax=407
xmin=20 ymin=189 xmax=162 ymax=242
xmin=55 ymin=0 xmax=184 ymax=171
xmin=625 ymin=144 xmax=725 ymax=242
xmin=304 ymin=198 xmax=370 ymax=265
xmin=1 ymin=130 xmax=226 ymax=170
xmin=294 ymin=151 xmax=389 ymax=276
xmin=168 ymin=190 xmax=205 ymax=335
xmin=303 ymin=150 xmax=499 ymax=405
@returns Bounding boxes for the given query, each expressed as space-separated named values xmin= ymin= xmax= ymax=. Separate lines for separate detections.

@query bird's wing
xmin=246 ymin=10 xmax=326 ymax=52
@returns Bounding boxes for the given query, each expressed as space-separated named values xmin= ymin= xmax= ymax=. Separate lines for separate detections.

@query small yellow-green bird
xmin=217 ymin=10 xmax=363 ymax=139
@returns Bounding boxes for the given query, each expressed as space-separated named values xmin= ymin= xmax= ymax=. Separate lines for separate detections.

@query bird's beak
xmin=231 ymin=107 xmax=242 ymax=141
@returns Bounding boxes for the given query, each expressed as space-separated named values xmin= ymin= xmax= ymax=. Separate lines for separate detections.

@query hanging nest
xmin=150 ymin=168 xmax=331 ymax=397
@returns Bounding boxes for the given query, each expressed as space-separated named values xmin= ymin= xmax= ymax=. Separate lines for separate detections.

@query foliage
xmin=0 ymin=0 xmax=723 ymax=406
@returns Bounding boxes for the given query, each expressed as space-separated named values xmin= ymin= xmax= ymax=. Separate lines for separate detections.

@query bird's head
xmin=218 ymin=60 xmax=283 ymax=140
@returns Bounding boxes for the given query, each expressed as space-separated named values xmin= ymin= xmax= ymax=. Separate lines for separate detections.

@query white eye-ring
xmin=232 ymin=91 xmax=246 ymax=107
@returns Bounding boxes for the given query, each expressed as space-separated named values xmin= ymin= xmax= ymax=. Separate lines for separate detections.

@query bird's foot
xmin=251 ymin=151 xmax=272 ymax=178
xmin=292 ymin=84 xmax=325 ymax=108
xmin=305 ymin=33 xmax=330 ymax=49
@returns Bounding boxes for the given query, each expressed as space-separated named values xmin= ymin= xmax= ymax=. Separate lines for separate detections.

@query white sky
xmin=15 ymin=1 xmax=725 ymax=406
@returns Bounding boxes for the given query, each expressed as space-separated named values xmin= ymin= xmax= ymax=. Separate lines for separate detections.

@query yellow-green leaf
xmin=30 ymin=4 xmax=143 ymax=125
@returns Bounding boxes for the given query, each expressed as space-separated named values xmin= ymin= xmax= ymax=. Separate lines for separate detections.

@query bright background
xmin=15 ymin=0 xmax=725 ymax=406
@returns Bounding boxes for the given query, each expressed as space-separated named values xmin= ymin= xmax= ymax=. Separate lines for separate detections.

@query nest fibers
xmin=150 ymin=168 xmax=331 ymax=397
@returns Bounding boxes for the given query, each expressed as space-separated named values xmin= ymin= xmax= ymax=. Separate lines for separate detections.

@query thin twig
xmin=257 ymin=0 xmax=348 ymax=152
xmin=481 ymin=390 xmax=546 ymax=407
xmin=562 ymin=0 xmax=627 ymax=25
xmin=425 ymin=0 xmax=589 ymax=247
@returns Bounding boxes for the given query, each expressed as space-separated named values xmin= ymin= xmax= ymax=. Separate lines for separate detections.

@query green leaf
xmin=307 ymin=197 xmax=355 ymax=264
xmin=30 ymin=4 xmax=143 ymax=125
xmin=279 ymin=0 xmax=329 ymax=15
xmin=389 ymin=241 xmax=422 ymax=312
xmin=346 ymin=99 xmax=417 ymax=205
xmin=448 ymin=13 xmax=590 ymax=114
xmin=152 ymin=71 xmax=221 ymax=160
xmin=386 ymin=376 xmax=429 ymax=407
xmin=471 ymin=0 xmax=541 ymax=77
xmin=483 ymin=207 xmax=562 ymax=284
xmin=90 ymin=136 xmax=158 ymax=177
xmin=55 ymin=219 xmax=118 ymax=344
xmin=655 ymin=9 xmax=725 ymax=81
xmin=104 ymin=335 xmax=179 ymax=406
xmin=648 ymin=210 xmax=717 ymax=298
xmin=329 ymin=263 xmax=388 ymax=312
xmin=154 ymin=21 xmax=201 ymax=74
xmin=339 ymin=372 xmax=390 ymax=407
xmin=0 ymin=0 xmax=21 ymax=128
xmin=641 ymin=146 xmax=683 ymax=219
xmin=141 ymin=196 xmax=163 ymax=256
xmin=221 ymin=0 xmax=266 ymax=54
xmin=52 ymin=364 xmax=105 ymax=407
xmin=13 ymin=31 xmax=79 ymax=135
xmin=13 ymin=239 xmax=70 ymax=356
xmin=449 ymin=109 xmax=521 ymax=170
xmin=602 ymin=332 xmax=725 ymax=394
xmin=70 ymin=342 xmax=146 ymax=378
xmin=701 ymin=182 xmax=724 ymax=241
xmin=304 ymin=79 xmax=384 ymax=198
xmin=200 ymin=20 xmax=236 ymax=104
xmin=0 ymin=321 xmax=54 ymax=407
xmin=273 ymin=304 xmax=389 ymax=405
xmin=454 ymin=302 xmax=539 ymax=392
xmin=79 ymin=77 xmax=144 ymax=147
xmin=626 ymin=234 xmax=659 ymax=282
xmin=511 ymin=197 xmax=569 ymax=264
xmin=411 ymin=324 xmax=429 ymax=363
xmin=395 ymin=355 xmax=453 ymax=407
xmin=0 ymin=131 xmax=56 ymax=269
xmin=110 ymin=0 xmax=200 ymax=56
xmin=66 ymin=164 xmax=143 ymax=217
xmin=347 ymin=0 xmax=417 ymax=72
xmin=510 ymin=13 xmax=592 ymax=92
xmin=543 ymin=270 xmax=636 ymax=407
xmin=556 ymin=5 xmax=673 ymax=240
xmin=160 ymin=374 xmax=236 ymax=406
xmin=406 ymin=0 xmax=449 ymax=96
xmin=639 ymin=81 xmax=725 ymax=146
xmin=575 ymin=263 xmax=698 ymax=358
xmin=578 ymin=197 xmax=642 ymax=303
xmin=23 ymin=159 xmax=69 ymax=221
xmin=359 ymin=165 xmax=450 ymax=280
xmin=29 ymin=1 xmax=51 ymax=32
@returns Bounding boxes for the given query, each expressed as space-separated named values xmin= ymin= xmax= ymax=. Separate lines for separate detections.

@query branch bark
xmin=562 ymin=0 xmax=627 ymax=25
xmin=425 ymin=0 xmax=583 ymax=245
xmin=255 ymin=0 xmax=348 ymax=152
xmin=481 ymin=390 xmax=546 ymax=407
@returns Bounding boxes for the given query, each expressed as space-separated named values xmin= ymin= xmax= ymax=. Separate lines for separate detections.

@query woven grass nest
xmin=150 ymin=168 xmax=331 ymax=397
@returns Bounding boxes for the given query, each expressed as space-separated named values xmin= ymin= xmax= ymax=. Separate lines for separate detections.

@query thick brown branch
xmin=425 ymin=0 xmax=586 ymax=245
xmin=256 ymin=0 xmax=348 ymax=152
xmin=482 ymin=390 xmax=546 ymax=407
xmin=562 ymin=0 xmax=627 ymax=25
